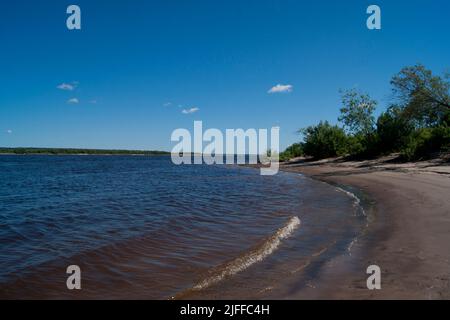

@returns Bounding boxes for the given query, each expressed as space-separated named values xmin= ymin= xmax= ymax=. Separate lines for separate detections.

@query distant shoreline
xmin=0 ymin=147 xmax=170 ymax=156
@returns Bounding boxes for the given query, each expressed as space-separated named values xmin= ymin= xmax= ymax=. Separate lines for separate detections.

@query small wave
xmin=347 ymin=238 xmax=358 ymax=253
xmin=190 ymin=216 xmax=301 ymax=291
xmin=334 ymin=186 xmax=369 ymax=255
xmin=335 ymin=186 xmax=366 ymax=217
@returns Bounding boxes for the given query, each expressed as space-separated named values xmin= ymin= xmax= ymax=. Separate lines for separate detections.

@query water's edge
xmin=176 ymin=166 xmax=374 ymax=299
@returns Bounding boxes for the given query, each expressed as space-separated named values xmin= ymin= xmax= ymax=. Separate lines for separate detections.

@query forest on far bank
xmin=0 ymin=147 xmax=169 ymax=156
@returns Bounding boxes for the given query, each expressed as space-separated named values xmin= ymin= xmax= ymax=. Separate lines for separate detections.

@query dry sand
xmin=279 ymin=155 xmax=450 ymax=299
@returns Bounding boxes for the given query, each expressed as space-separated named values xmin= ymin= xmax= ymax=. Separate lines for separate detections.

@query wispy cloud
xmin=182 ymin=107 xmax=199 ymax=114
xmin=89 ymin=99 xmax=97 ymax=104
xmin=163 ymin=102 xmax=172 ymax=107
xmin=6 ymin=129 xmax=12 ymax=134
xmin=57 ymin=82 xmax=78 ymax=91
xmin=67 ymin=98 xmax=79 ymax=104
xmin=268 ymin=84 xmax=293 ymax=94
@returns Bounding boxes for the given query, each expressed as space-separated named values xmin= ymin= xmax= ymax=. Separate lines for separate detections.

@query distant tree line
xmin=0 ymin=147 xmax=170 ymax=156
xmin=280 ymin=64 xmax=450 ymax=162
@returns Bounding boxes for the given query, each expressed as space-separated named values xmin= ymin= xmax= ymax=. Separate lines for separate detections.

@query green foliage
xmin=300 ymin=121 xmax=348 ymax=159
xmin=391 ymin=64 xmax=450 ymax=127
xmin=279 ymin=143 xmax=303 ymax=161
xmin=335 ymin=89 xmax=379 ymax=158
xmin=339 ymin=89 xmax=377 ymax=136
xmin=344 ymin=135 xmax=365 ymax=156
xmin=376 ymin=105 xmax=414 ymax=154
xmin=345 ymin=133 xmax=379 ymax=158
xmin=401 ymin=126 xmax=450 ymax=161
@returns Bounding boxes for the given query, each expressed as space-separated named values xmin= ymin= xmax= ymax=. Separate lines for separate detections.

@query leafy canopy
xmin=338 ymin=89 xmax=377 ymax=136
xmin=391 ymin=64 xmax=450 ymax=127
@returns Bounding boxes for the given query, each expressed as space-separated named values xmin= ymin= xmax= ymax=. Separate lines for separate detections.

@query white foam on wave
xmin=334 ymin=186 xmax=369 ymax=255
xmin=192 ymin=216 xmax=301 ymax=291
xmin=335 ymin=186 xmax=366 ymax=217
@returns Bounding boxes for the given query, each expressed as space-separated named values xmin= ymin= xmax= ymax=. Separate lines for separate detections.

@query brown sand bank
xmin=279 ymin=155 xmax=450 ymax=299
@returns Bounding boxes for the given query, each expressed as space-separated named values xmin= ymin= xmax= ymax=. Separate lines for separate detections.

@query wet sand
xmin=280 ymin=156 xmax=450 ymax=299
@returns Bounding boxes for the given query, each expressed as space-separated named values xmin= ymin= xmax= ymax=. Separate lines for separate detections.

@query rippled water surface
xmin=0 ymin=155 xmax=366 ymax=299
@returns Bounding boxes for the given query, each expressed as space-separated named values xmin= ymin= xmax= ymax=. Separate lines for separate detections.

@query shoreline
xmin=0 ymin=153 xmax=170 ymax=156
xmin=278 ymin=156 xmax=450 ymax=299
xmin=0 ymin=147 xmax=170 ymax=156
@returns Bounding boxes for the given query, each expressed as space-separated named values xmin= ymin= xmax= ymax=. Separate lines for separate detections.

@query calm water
xmin=0 ymin=155 xmax=366 ymax=299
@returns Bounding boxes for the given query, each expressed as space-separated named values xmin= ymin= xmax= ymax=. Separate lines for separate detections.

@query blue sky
xmin=0 ymin=0 xmax=449 ymax=151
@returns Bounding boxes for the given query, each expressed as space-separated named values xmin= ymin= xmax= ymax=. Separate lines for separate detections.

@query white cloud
xmin=182 ymin=107 xmax=199 ymax=114
xmin=268 ymin=84 xmax=293 ymax=94
xmin=57 ymin=82 xmax=78 ymax=91
xmin=67 ymin=98 xmax=79 ymax=104
xmin=163 ymin=102 xmax=172 ymax=107
xmin=6 ymin=129 xmax=12 ymax=134
xmin=89 ymin=99 xmax=97 ymax=104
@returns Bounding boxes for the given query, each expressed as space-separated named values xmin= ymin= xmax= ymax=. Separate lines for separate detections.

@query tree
xmin=401 ymin=126 xmax=450 ymax=161
xmin=391 ymin=64 xmax=450 ymax=127
xmin=300 ymin=121 xmax=348 ymax=159
xmin=279 ymin=143 xmax=304 ymax=161
xmin=284 ymin=143 xmax=303 ymax=157
xmin=339 ymin=89 xmax=377 ymax=136
xmin=376 ymin=105 xmax=414 ymax=153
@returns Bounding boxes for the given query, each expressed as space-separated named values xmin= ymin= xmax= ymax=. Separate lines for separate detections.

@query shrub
xmin=301 ymin=121 xmax=348 ymax=159
xmin=279 ymin=143 xmax=304 ymax=161
xmin=401 ymin=126 xmax=450 ymax=161
xmin=376 ymin=105 xmax=414 ymax=154
xmin=345 ymin=133 xmax=380 ymax=158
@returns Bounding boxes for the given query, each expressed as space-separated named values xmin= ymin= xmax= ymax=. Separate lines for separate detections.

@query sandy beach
xmin=279 ymin=155 xmax=450 ymax=299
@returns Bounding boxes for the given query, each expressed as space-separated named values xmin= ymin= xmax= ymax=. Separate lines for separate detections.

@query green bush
xmin=376 ymin=105 xmax=414 ymax=154
xmin=345 ymin=133 xmax=380 ymax=158
xmin=301 ymin=121 xmax=348 ymax=159
xmin=401 ymin=126 xmax=450 ymax=161
xmin=279 ymin=143 xmax=304 ymax=161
